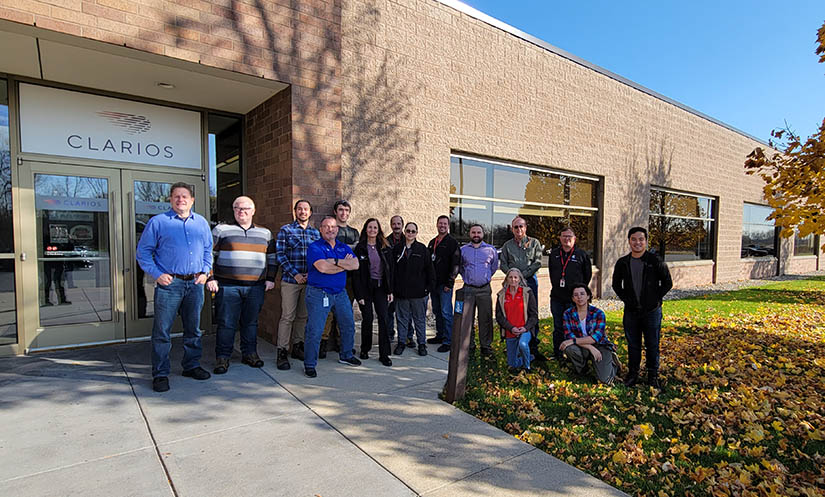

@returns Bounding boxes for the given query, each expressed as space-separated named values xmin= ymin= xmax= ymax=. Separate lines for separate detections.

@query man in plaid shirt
xmin=275 ymin=200 xmax=320 ymax=370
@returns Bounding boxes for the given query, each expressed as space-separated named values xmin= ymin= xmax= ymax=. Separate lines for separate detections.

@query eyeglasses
xmin=405 ymin=229 xmax=417 ymax=234
xmin=560 ymin=235 xmax=575 ymax=239
xmin=513 ymin=225 xmax=526 ymax=229
xmin=233 ymin=207 xmax=253 ymax=212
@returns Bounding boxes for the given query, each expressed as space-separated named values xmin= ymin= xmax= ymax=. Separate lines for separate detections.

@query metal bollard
xmin=445 ymin=287 xmax=475 ymax=403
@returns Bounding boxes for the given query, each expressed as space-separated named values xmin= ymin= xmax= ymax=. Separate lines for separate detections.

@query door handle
xmin=20 ymin=252 xmax=26 ymax=262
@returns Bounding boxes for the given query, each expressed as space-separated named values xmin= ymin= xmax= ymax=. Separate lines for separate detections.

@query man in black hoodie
xmin=611 ymin=226 xmax=672 ymax=389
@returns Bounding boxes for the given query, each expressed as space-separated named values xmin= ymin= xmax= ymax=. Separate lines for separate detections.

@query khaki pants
xmin=462 ymin=283 xmax=493 ymax=351
xmin=277 ymin=281 xmax=307 ymax=348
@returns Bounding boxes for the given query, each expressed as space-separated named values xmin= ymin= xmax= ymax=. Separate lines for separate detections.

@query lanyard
xmin=560 ymin=248 xmax=574 ymax=279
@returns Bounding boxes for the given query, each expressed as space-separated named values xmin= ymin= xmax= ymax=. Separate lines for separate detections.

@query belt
xmin=463 ymin=282 xmax=490 ymax=288
xmin=172 ymin=273 xmax=202 ymax=281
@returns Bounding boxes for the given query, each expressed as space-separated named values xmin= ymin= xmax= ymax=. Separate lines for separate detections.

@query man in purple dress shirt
xmin=458 ymin=224 xmax=499 ymax=356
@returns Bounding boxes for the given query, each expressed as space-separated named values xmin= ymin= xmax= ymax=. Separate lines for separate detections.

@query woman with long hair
xmin=352 ymin=218 xmax=395 ymax=366
xmin=495 ymin=268 xmax=538 ymax=373
xmin=560 ymin=282 xmax=622 ymax=384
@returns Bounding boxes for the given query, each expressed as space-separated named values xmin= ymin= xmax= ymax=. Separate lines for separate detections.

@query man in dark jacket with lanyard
xmin=548 ymin=226 xmax=592 ymax=361
xmin=426 ymin=215 xmax=460 ymax=353
xmin=611 ymin=226 xmax=672 ymax=389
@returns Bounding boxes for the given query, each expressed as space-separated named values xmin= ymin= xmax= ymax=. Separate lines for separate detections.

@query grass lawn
xmin=454 ymin=277 xmax=825 ymax=497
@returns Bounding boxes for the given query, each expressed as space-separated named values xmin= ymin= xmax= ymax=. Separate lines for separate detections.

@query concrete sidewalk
xmin=0 ymin=334 xmax=626 ymax=497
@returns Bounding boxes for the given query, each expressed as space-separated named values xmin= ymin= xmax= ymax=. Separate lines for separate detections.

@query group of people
xmin=137 ymin=183 xmax=672 ymax=392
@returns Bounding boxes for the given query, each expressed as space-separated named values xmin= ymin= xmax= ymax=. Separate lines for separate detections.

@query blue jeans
xmin=215 ymin=283 xmax=266 ymax=358
xmin=151 ymin=278 xmax=205 ymax=378
xmin=623 ymin=306 xmax=663 ymax=375
xmin=505 ymin=332 xmax=532 ymax=369
xmin=396 ymin=296 xmax=428 ymax=345
xmin=431 ymin=287 xmax=454 ymax=344
xmin=304 ymin=286 xmax=355 ymax=369
xmin=550 ymin=298 xmax=571 ymax=359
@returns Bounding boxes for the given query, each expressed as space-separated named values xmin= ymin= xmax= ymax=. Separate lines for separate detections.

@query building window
xmin=742 ymin=203 xmax=778 ymax=258
xmin=794 ymin=232 xmax=818 ymax=256
xmin=648 ymin=188 xmax=715 ymax=262
xmin=449 ymin=155 xmax=600 ymax=264
xmin=208 ymin=114 xmax=242 ymax=224
xmin=0 ymin=79 xmax=17 ymax=345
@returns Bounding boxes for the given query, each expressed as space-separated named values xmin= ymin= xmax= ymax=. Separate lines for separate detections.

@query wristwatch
xmin=334 ymin=257 xmax=339 ymax=266
xmin=573 ymin=337 xmax=577 ymax=345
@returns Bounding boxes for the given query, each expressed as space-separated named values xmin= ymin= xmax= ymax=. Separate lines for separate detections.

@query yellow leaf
xmin=612 ymin=451 xmax=628 ymax=464
xmin=771 ymin=420 xmax=784 ymax=432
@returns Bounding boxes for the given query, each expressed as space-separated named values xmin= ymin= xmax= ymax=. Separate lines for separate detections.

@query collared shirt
xmin=306 ymin=238 xmax=355 ymax=294
xmin=136 ymin=209 xmax=212 ymax=281
xmin=210 ymin=222 xmax=277 ymax=285
xmin=459 ymin=242 xmax=499 ymax=287
xmin=386 ymin=233 xmax=404 ymax=248
xmin=499 ymin=236 xmax=543 ymax=279
xmin=336 ymin=225 xmax=359 ymax=248
xmin=276 ymin=220 xmax=321 ymax=284
xmin=562 ymin=305 xmax=608 ymax=345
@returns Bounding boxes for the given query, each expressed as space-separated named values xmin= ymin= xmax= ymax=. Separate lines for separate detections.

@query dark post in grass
xmin=445 ymin=287 xmax=474 ymax=403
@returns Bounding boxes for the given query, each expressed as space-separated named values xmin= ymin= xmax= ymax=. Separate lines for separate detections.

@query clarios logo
xmin=96 ymin=111 xmax=152 ymax=135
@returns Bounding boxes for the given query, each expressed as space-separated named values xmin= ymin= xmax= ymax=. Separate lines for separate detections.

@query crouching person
xmin=560 ymin=283 xmax=621 ymax=385
xmin=495 ymin=268 xmax=538 ymax=373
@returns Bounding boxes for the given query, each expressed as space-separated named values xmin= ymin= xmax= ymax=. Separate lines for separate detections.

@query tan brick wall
xmin=340 ymin=0 xmax=783 ymax=295
xmin=787 ymin=257 xmax=818 ymax=274
xmin=668 ymin=263 xmax=714 ymax=288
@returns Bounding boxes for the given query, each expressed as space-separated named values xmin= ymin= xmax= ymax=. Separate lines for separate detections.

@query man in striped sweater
xmin=207 ymin=196 xmax=277 ymax=374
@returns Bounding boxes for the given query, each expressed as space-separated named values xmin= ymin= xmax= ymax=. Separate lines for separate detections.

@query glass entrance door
xmin=19 ymin=162 xmax=208 ymax=350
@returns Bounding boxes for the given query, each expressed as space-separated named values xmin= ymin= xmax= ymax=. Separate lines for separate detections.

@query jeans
xmin=215 ymin=283 xmax=266 ymax=358
xmin=623 ymin=306 xmax=663 ymax=376
xmin=151 ymin=278 xmax=205 ymax=378
xmin=359 ymin=281 xmax=391 ymax=360
xmin=304 ymin=286 xmax=355 ymax=369
xmin=395 ymin=296 xmax=428 ymax=345
xmin=550 ymin=298 xmax=572 ymax=359
xmin=431 ymin=287 xmax=454 ymax=344
xmin=505 ymin=332 xmax=532 ymax=369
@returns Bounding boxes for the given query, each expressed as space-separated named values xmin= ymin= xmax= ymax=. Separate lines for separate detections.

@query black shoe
xmin=41 ymin=301 xmax=54 ymax=307
xmin=508 ymin=367 xmax=520 ymax=375
xmin=242 ymin=353 xmax=264 ymax=368
xmin=624 ymin=372 xmax=640 ymax=387
xmin=533 ymin=351 xmax=548 ymax=363
xmin=319 ymin=340 xmax=328 ymax=359
xmin=437 ymin=344 xmax=451 ymax=353
xmin=481 ymin=348 xmax=493 ymax=357
xmin=405 ymin=337 xmax=415 ymax=348
xmin=418 ymin=344 xmax=427 ymax=356
xmin=359 ymin=351 xmax=369 ymax=360
xmin=291 ymin=342 xmax=305 ymax=361
xmin=426 ymin=336 xmax=444 ymax=344
xmin=380 ymin=357 xmax=392 ymax=367
xmin=393 ymin=343 xmax=405 ymax=355
xmin=304 ymin=368 xmax=317 ymax=378
xmin=152 ymin=376 xmax=169 ymax=392
xmin=182 ymin=366 xmax=211 ymax=380
xmin=276 ymin=348 xmax=291 ymax=370
xmin=213 ymin=357 xmax=229 ymax=374
xmin=647 ymin=373 xmax=662 ymax=390
xmin=338 ymin=356 xmax=362 ymax=367
xmin=58 ymin=300 xmax=72 ymax=305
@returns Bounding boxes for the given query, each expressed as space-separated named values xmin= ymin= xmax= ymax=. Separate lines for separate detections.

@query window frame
xmin=648 ymin=187 xmax=717 ymax=262
xmin=741 ymin=203 xmax=779 ymax=259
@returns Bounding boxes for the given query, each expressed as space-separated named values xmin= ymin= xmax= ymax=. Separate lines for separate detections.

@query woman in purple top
xmin=353 ymin=218 xmax=395 ymax=366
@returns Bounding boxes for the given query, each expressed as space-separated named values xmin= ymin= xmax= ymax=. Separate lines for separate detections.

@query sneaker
xmin=393 ymin=343 xmax=405 ymax=355
xmin=242 ymin=353 xmax=264 ymax=368
xmin=319 ymin=340 xmax=328 ymax=359
xmin=405 ymin=337 xmax=415 ymax=348
xmin=338 ymin=356 xmax=362 ymax=367
xmin=182 ymin=366 xmax=211 ymax=380
xmin=291 ymin=342 xmax=305 ymax=361
xmin=380 ymin=357 xmax=393 ymax=367
xmin=152 ymin=376 xmax=169 ymax=392
xmin=276 ymin=348 xmax=290 ymax=370
xmin=437 ymin=344 xmax=451 ymax=353
xmin=426 ymin=336 xmax=444 ymax=344
xmin=418 ymin=344 xmax=428 ymax=356
xmin=359 ymin=351 xmax=369 ymax=360
xmin=213 ymin=357 xmax=230 ymax=374
xmin=304 ymin=367 xmax=317 ymax=378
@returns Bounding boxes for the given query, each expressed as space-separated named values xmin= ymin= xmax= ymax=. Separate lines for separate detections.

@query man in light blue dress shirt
xmin=458 ymin=224 xmax=499 ymax=356
xmin=137 ymin=182 xmax=213 ymax=393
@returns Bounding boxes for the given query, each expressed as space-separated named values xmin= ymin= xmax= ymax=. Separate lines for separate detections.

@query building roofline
xmin=438 ymin=0 xmax=769 ymax=146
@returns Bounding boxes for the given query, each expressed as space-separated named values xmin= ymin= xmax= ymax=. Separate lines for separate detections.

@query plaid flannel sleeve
xmin=588 ymin=307 xmax=607 ymax=344
xmin=562 ymin=307 xmax=578 ymax=340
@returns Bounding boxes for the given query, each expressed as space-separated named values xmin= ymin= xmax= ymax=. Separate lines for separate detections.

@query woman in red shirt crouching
xmin=495 ymin=268 xmax=538 ymax=373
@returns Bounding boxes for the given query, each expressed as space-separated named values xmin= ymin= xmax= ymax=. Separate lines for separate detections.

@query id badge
xmin=432 ymin=253 xmax=436 ymax=262
xmin=559 ymin=278 xmax=565 ymax=288
xmin=323 ymin=296 xmax=329 ymax=307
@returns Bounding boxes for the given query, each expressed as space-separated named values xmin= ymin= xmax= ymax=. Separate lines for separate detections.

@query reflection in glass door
xmin=35 ymin=174 xmax=113 ymax=326
xmin=133 ymin=180 xmax=174 ymax=319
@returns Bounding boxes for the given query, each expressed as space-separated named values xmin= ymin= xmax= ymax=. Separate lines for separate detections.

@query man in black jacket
xmin=548 ymin=227 xmax=592 ymax=360
xmin=611 ymin=226 xmax=673 ymax=389
xmin=426 ymin=215 xmax=460 ymax=353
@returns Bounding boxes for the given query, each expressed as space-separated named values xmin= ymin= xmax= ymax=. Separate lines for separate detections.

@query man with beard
xmin=458 ymin=224 xmax=499 ymax=356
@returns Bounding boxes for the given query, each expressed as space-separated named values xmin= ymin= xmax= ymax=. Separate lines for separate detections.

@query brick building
xmin=0 ymin=0 xmax=819 ymax=354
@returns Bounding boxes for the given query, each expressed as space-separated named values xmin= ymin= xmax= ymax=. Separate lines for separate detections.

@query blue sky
xmin=462 ymin=0 xmax=825 ymax=144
